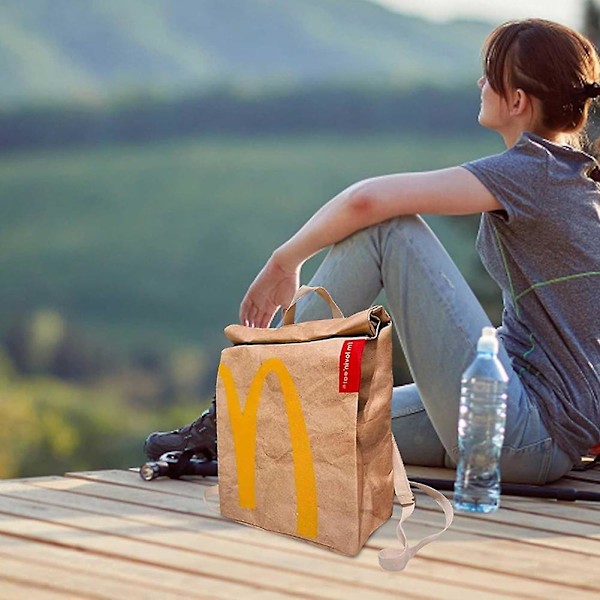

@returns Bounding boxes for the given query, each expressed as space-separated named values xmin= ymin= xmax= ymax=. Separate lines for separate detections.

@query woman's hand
xmin=239 ymin=254 xmax=300 ymax=328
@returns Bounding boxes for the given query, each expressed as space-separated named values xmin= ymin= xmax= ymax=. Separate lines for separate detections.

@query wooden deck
xmin=0 ymin=463 xmax=598 ymax=600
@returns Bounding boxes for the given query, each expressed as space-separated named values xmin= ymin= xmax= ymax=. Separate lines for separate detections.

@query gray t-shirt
xmin=462 ymin=132 xmax=600 ymax=462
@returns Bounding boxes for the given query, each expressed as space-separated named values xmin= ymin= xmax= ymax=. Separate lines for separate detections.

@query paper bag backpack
xmin=210 ymin=286 xmax=453 ymax=569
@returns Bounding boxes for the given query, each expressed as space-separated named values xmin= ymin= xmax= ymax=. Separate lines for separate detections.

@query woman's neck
xmin=501 ymin=128 xmax=568 ymax=149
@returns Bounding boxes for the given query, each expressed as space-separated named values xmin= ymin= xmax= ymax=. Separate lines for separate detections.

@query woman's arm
xmin=275 ymin=166 xmax=499 ymax=271
xmin=240 ymin=166 xmax=499 ymax=327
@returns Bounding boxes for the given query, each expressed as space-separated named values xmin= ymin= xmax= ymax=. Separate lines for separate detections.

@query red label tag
xmin=339 ymin=339 xmax=366 ymax=393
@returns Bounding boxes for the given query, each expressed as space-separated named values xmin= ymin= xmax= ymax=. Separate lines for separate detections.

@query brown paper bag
xmin=214 ymin=285 xmax=415 ymax=556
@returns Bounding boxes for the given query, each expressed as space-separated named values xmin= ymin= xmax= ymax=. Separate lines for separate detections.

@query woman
xmin=146 ymin=19 xmax=600 ymax=484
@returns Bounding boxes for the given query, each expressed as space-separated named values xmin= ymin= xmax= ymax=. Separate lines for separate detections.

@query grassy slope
xmin=0 ymin=133 xmax=504 ymax=356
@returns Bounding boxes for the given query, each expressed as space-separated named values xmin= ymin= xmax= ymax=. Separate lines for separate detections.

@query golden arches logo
xmin=218 ymin=358 xmax=318 ymax=539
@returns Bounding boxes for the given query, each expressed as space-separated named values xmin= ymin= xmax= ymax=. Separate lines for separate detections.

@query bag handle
xmin=283 ymin=285 xmax=344 ymax=325
xmin=378 ymin=436 xmax=454 ymax=571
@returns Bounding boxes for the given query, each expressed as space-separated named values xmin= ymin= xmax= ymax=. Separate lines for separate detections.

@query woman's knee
xmin=333 ymin=215 xmax=430 ymax=253
xmin=374 ymin=215 xmax=429 ymax=241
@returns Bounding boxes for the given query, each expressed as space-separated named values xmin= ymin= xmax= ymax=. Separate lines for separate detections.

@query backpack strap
xmin=378 ymin=436 xmax=454 ymax=571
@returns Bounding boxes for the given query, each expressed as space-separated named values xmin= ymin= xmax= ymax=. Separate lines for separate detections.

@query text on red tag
xmin=339 ymin=339 xmax=366 ymax=393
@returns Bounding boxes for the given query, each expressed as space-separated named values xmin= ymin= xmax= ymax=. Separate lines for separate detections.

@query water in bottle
xmin=454 ymin=326 xmax=508 ymax=513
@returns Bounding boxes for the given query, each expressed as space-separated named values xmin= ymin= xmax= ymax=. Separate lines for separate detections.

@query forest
xmin=1 ymin=0 xmax=597 ymax=478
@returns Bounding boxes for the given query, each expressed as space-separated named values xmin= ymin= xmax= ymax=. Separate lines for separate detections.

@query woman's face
xmin=477 ymin=76 xmax=511 ymax=133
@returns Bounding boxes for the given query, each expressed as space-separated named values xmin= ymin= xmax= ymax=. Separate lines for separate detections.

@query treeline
xmin=0 ymin=309 xmax=213 ymax=477
xmin=0 ymin=84 xmax=482 ymax=152
xmin=3 ymin=309 xmax=214 ymax=407
xmin=0 ymin=350 xmax=209 ymax=479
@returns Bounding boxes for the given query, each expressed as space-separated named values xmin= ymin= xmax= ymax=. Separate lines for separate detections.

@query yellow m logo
xmin=218 ymin=358 xmax=318 ymax=539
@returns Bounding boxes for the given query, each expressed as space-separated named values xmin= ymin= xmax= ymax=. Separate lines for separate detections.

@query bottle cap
xmin=477 ymin=326 xmax=499 ymax=354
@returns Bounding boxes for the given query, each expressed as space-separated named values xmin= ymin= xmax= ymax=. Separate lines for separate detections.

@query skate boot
xmin=144 ymin=398 xmax=217 ymax=461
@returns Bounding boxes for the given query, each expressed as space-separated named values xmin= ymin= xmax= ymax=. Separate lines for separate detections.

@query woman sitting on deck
xmin=145 ymin=19 xmax=600 ymax=485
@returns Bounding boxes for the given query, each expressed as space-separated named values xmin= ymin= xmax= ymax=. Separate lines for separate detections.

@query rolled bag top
xmin=224 ymin=305 xmax=391 ymax=345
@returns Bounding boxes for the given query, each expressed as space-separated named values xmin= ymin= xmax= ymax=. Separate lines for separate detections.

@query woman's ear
xmin=508 ymin=88 xmax=531 ymax=117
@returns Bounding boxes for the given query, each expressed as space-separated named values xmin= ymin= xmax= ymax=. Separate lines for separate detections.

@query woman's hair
xmin=483 ymin=19 xmax=600 ymax=140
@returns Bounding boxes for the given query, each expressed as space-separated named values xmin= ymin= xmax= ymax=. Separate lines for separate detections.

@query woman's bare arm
xmin=240 ymin=166 xmax=499 ymax=327
xmin=273 ymin=166 xmax=500 ymax=271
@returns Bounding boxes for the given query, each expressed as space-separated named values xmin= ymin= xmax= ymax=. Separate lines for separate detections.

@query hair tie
xmin=582 ymin=82 xmax=600 ymax=99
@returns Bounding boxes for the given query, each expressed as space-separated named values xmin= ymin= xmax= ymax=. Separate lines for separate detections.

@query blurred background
xmin=0 ymin=0 xmax=597 ymax=478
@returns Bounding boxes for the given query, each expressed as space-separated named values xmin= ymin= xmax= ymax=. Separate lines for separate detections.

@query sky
xmin=372 ymin=0 xmax=584 ymax=28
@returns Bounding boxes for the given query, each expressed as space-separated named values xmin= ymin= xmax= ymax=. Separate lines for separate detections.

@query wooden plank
xmin=369 ymin=522 xmax=600 ymax=592
xmin=414 ymin=490 xmax=600 ymax=528
xmin=58 ymin=474 xmax=596 ymax=598
xmin=73 ymin=470 xmax=600 ymax=590
xmin=406 ymin=496 xmax=600 ymax=557
xmin=565 ymin=466 xmax=600 ymax=484
xmin=0 ymin=479 xmax=512 ymax=600
xmin=0 ymin=489 xmax=486 ymax=600
xmin=149 ymin=467 xmax=600 ymax=525
xmin=0 ymin=553 xmax=188 ymax=600
xmin=35 ymin=479 xmax=600 ymax=554
xmin=5 ymin=468 xmax=600 ymax=598
xmin=22 ymin=475 xmax=588 ymax=600
xmin=499 ymin=495 xmax=600 ymax=522
xmin=65 ymin=469 xmax=217 ymax=498
xmin=0 ymin=531 xmax=247 ymax=599
xmin=68 ymin=469 xmax=600 ymax=551
xmin=188 ymin=470 xmax=600 ymax=522
xmin=94 ymin=466 xmax=600 ymax=519
xmin=404 ymin=465 xmax=600 ymax=516
xmin=0 ymin=504 xmax=319 ymax=599
xmin=0 ymin=579 xmax=69 ymax=600
xmin=20 ymin=471 xmax=600 ymax=598
xmin=407 ymin=464 xmax=600 ymax=486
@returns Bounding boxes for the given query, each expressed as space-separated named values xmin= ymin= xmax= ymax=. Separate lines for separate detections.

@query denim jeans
xmin=292 ymin=216 xmax=574 ymax=484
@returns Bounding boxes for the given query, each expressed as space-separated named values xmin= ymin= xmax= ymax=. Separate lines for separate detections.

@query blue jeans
xmin=292 ymin=216 xmax=574 ymax=484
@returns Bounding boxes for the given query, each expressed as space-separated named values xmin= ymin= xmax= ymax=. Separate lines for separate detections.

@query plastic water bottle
xmin=454 ymin=327 xmax=508 ymax=513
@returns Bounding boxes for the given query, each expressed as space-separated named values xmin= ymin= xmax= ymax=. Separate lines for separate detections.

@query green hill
xmin=0 ymin=0 xmax=490 ymax=106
